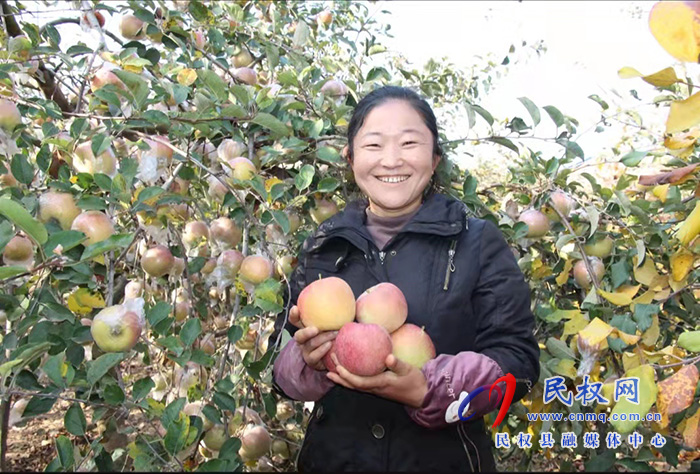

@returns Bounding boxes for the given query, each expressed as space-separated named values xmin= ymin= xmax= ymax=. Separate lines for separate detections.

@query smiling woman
xmin=272 ymin=86 xmax=540 ymax=472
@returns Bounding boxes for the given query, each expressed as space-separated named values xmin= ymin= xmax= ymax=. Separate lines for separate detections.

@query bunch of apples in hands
xmin=289 ymin=277 xmax=436 ymax=377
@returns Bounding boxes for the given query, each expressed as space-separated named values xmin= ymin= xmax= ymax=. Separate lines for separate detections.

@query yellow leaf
xmin=654 ymin=287 xmax=671 ymax=301
xmin=671 ymin=249 xmax=695 ymax=281
xmin=556 ymin=259 xmax=573 ymax=286
xmin=676 ymin=201 xmax=700 ymax=246
xmin=622 ymin=351 xmax=642 ymax=372
xmin=600 ymin=381 xmax=615 ymax=406
xmin=667 ymin=92 xmax=700 ymax=134
xmin=177 ymin=68 xmax=197 ymax=86
xmin=633 ymin=255 xmax=661 ymax=286
xmin=554 ymin=359 xmax=577 ymax=379
xmin=265 ymin=177 xmax=283 ymax=192
xmin=532 ymin=258 xmax=553 ymax=279
xmin=614 ymin=329 xmax=641 ymax=346
xmin=598 ymin=284 xmax=641 ymax=306
xmin=578 ymin=317 xmax=614 ymax=347
xmin=641 ymin=315 xmax=660 ymax=347
xmin=67 ymin=288 xmax=105 ymax=315
xmin=652 ymin=184 xmax=670 ymax=203
xmin=609 ymin=364 xmax=658 ymax=434
xmin=633 ymin=288 xmax=656 ymax=305
xmin=664 ymin=130 xmax=699 ymax=150
xmin=657 ymin=364 xmax=699 ymax=429
xmin=563 ymin=312 xmax=590 ymax=336
xmin=619 ymin=66 xmax=680 ymax=87
xmin=649 ymin=1 xmax=700 ymax=63
xmin=683 ymin=409 xmax=700 ymax=448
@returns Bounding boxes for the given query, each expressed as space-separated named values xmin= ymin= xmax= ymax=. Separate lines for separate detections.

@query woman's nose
xmin=379 ymin=143 xmax=404 ymax=168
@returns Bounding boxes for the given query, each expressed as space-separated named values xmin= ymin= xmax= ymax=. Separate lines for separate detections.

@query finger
xmin=293 ymin=326 xmax=319 ymax=344
xmin=306 ymin=340 xmax=333 ymax=365
xmin=385 ymin=354 xmax=413 ymax=376
xmin=326 ymin=371 xmax=355 ymax=390
xmin=331 ymin=353 xmax=386 ymax=391
xmin=289 ymin=306 xmax=303 ymax=328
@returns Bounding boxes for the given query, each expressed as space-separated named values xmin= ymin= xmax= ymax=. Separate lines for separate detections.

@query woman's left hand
xmin=326 ymin=353 xmax=429 ymax=408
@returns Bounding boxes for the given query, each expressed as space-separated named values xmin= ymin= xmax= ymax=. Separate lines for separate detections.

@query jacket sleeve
xmin=405 ymin=219 xmax=540 ymax=428
xmin=271 ymin=236 xmax=335 ymax=402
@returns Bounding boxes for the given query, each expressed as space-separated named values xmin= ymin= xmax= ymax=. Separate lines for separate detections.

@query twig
xmin=0 ymin=393 xmax=11 ymax=472
xmin=0 ymin=256 xmax=65 ymax=283
xmin=652 ymin=354 xmax=700 ymax=370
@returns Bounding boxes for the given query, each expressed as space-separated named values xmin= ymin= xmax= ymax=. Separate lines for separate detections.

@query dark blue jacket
xmin=272 ymin=193 xmax=540 ymax=472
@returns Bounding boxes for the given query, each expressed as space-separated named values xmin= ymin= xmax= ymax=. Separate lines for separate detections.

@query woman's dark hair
xmin=346 ymin=86 xmax=446 ymax=197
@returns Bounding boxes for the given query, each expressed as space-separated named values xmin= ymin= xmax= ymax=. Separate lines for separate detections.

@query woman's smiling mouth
xmin=376 ymin=175 xmax=410 ymax=183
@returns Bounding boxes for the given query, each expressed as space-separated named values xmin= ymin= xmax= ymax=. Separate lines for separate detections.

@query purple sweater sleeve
xmin=273 ymin=339 xmax=335 ymax=402
xmin=404 ymin=352 xmax=504 ymax=429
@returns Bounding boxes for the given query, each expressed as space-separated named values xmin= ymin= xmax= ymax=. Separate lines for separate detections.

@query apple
xmin=38 ymin=191 xmax=81 ymax=230
xmin=271 ymin=439 xmax=290 ymax=459
xmin=275 ymin=255 xmax=298 ymax=278
xmin=573 ymin=257 xmax=605 ymax=290
xmin=207 ymin=176 xmax=228 ymax=201
xmin=202 ymin=424 xmax=227 ymax=452
xmin=584 ymin=235 xmax=614 ymax=259
xmin=170 ymin=256 xmax=185 ymax=277
xmin=90 ymin=67 xmax=127 ymax=93
xmin=124 ymin=280 xmax=143 ymax=299
xmin=548 ymin=190 xmax=575 ymax=220
xmin=287 ymin=211 xmax=302 ymax=233
xmin=239 ymin=424 xmax=272 ymax=461
xmin=317 ymin=10 xmax=333 ymax=27
xmin=233 ymin=49 xmax=254 ymax=68
xmin=173 ymin=300 xmax=190 ymax=322
xmin=9 ymin=36 xmax=31 ymax=60
xmin=73 ymin=140 xmax=118 ymax=177
xmin=141 ymin=245 xmax=175 ymax=277
xmin=0 ymin=100 xmax=22 ymax=131
xmin=228 ymin=407 xmax=264 ymax=437
xmin=226 ymin=157 xmax=256 ymax=181
xmin=197 ymin=333 xmax=216 ymax=355
xmin=217 ymin=250 xmax=245 ymax=279
xmin=173 ymin=362 xmax=206 ymax=398
xmin=142 ymin=136 xmax=173 ymax=162
xmin=310 ymin=198 xmax=338 ymax=225
xmin=298 ymin=276 xmax=356 ymax=331
xmin=71 ymin=211 xmax=115 ymax=246
xmin=90 ymin=300 xmax=145 ymax=353
xmin=210 ymin=217 xmax=242 ymax=248
xmin=0 ymin=172 xmax=18 ymax=188
xmin=391 ymin=324 xmax=436 ymax=369
xmin=518 ymin=209 xmax=550 ymax=238
xmin=275 ymin=400 xmax=294 ymax=422
xmin=201 ymin=258 xmax=217 ymax=275
xmin=2 ymin=235 xmax=33 ymax=266
xmin=193 ymin=29 xmax=206 ymax=49
xmin=334 ymin=322 xmax=392 ymax=376
xmin=120 ymin=14 xmax=145 ymax=39
xmin=234 ymin=67 xmax=257 ymax=86
xmin=183 ymin=220 xmax=209 ymax=250
xmin=217 ymin=139 xmax=247 ymax=162
xmin=320 ymin=79 xmax=347 ymax=97
xmin=239 ymin=255 xmax=273 ymax=284
xmin=355 ymin=282 xmax=408 ymax=333
xmin=183 ymin=401 xmax=213 ymax=431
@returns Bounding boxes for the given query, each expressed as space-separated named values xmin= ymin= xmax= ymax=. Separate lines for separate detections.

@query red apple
xmin=297 ymin=276 xmax=356 ymax=331
xmin=183 ymin=220 xmax=209 ymax=250
xmin=518 ymin=209 xmax=550 ymax=238
xmin=0 ymin=100 xmax=22 ymax=131
xmin=120 ymin=15 xmax=145 ymax=39
xmin=210 ymin=217 xmax=242 ymax=248
xmin=234 ymin=67 xmax=257 ymax=86
xmin=90 ymin=67 xmax=127 ymax=93
xmin=71 ymin=211 xmax=115 ymax=246
xmin=391 ymin=324 xmax=436 ymax=369
xmin=140 ymin=245 xmax=175 ymax=277
xmin=334 ymin=322 xmax=392 ymax=376
xmin=573 ymin=257 xmax=605 ymax=290
xmin=355 ymin=282 xmax=408 ymax=333
xmin=239 ymin=255 xmax=273 ymax=284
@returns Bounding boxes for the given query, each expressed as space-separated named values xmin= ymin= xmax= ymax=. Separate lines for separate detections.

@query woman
xmin=272 ymin=86 xmax=540 ymax=472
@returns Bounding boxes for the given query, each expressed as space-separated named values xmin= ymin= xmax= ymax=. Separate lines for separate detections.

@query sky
xmin=375 ymin=1 xmax=693 ymax=171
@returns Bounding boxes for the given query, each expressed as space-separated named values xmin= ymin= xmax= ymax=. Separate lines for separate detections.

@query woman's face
xmin=350 ymin=99 xmax=440 ymax=218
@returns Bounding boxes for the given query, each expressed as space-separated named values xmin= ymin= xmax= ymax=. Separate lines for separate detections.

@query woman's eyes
xmin=364 ymin=141 xmax=418 ymax=148
xmin=365 ymin=143 xmax=381 ymax=149
xmin=403 ymin=141 xmax=418 ymax=146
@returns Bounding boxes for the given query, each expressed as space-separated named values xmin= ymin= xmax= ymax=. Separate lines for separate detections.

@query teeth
xmin=377 ymin=176 xmax=409 ymax=183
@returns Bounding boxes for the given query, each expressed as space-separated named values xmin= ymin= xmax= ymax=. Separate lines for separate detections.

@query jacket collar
xmin=311 ymin=193 xmax=468 ymax=253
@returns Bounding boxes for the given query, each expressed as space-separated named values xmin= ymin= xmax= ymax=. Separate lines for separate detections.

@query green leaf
xmin=266 ymin=44 xmax=279 ymax=69
xmin=611 ymin=259 xmax=629 ymax=289
xmin=11 ymin=154 xmax=34 ymax=185
xmin=585 ymin=449 xmax=615 ymax=471
xmin=316 ymin=177 xmax=339 ymax=193
xmin=135 ymin=186 xmax=164 ymax=204
xmin=0 ymin=197 xmax=48 ymax=244
xmin=112 ymin=70 xmax=149 ymax=108
xmin=271 ymin=209 xmax=290 ymax=234
xmin=517 ymin=97 xmax=541 ymax=126
xmin=164 ymin=412 xmax=190 ymax=455
xmin=80 ymin=233 xmax=133 ymax=260
xmin=588 ymin=94 xmax=609 ymax=110
xmin=197 ymin=460 xmax=228 ymax=472
xmin=488 ymin=137 xmax=519 ymax=154
xmin=632 ymin=304 xmax=658 ymax=333
xmin=543 ymin=105 xmax=565 ymax=127
xmin=180 ymin=318 xmax=202 ymax=347
xmin=615 ymin=459 xmax=653 ymax=472
xmin=462 ymin=175 xmax=477 ymax=196
xmin=43 ymin=352 xmax=66 ymax=387
xmin=620 ymin=150 xmax=648 ymax=167
xmin=228 ymin=325 xmax=242 ymax=344
xmin=23 ymin=395 xmax=56 ymax=418
xmin=251 ymin=112 xmax=289 ymax=137
xmin=142 ymin=110 xmax=170 ymax=127
xmin=44 ymin=230 xmax=86 ymax=255
xmin=91 ymin=134 xmax=111 ymax=158
xmin=213 ymin=391 xmax=237 ymax=413
xmin=104 ymin=383 xmax=125 ymax=405
xmin=162 ymin=398 xmax=187 ymax=429
xmin=678 ymin=331 xmax=700 ymax=352
xmin=317 ymin=146 xmax=342 ymax=163
xmin=133 ymin=377 xmax=155 ymax=400
xmin=87 ymin=353 xmax=125 ymax=385
xmin=64 ymin=403 xmax=87 ymax=436
xmin=147 ymin=301 xmax=172 ymax=327
xmin=471 ymin=104 xmax=494 ymax=126
xmin=545 ymin=337 xmax=576 ymax=360
xmin=198 ymin=69 xmax=228 ymax=102
xmin=292 ymin=20 xmax=310 ymax=48
xmin=56 ymin=435 xmax=74 ymax=470
xmin=295 ymin=164 xmax=315 ymax=191
xmin=221 ymin=104 xmax=246 ymax=118
xmin=278 ymin=71 xmax=298 ymax=88
xmin=0 ymin=265 xmax=27 ymax=280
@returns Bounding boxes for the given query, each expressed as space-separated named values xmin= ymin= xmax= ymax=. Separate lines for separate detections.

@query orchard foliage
xmin=0 ymin=0 xmax=697 ymax=472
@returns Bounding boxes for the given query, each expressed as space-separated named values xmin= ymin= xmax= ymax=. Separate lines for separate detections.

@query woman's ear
xmin=342 ymin=145 xmax=351 ymax=164
xmin=432 ymin=153 xmax=441 ymax=171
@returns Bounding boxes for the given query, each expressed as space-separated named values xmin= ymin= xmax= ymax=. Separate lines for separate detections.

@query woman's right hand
xmin=289 ymin=305 xmax=338 ymax=371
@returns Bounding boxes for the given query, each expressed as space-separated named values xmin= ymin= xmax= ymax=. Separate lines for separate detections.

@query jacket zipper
xmin=443 ymin=239 xmax=457 ymax=290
